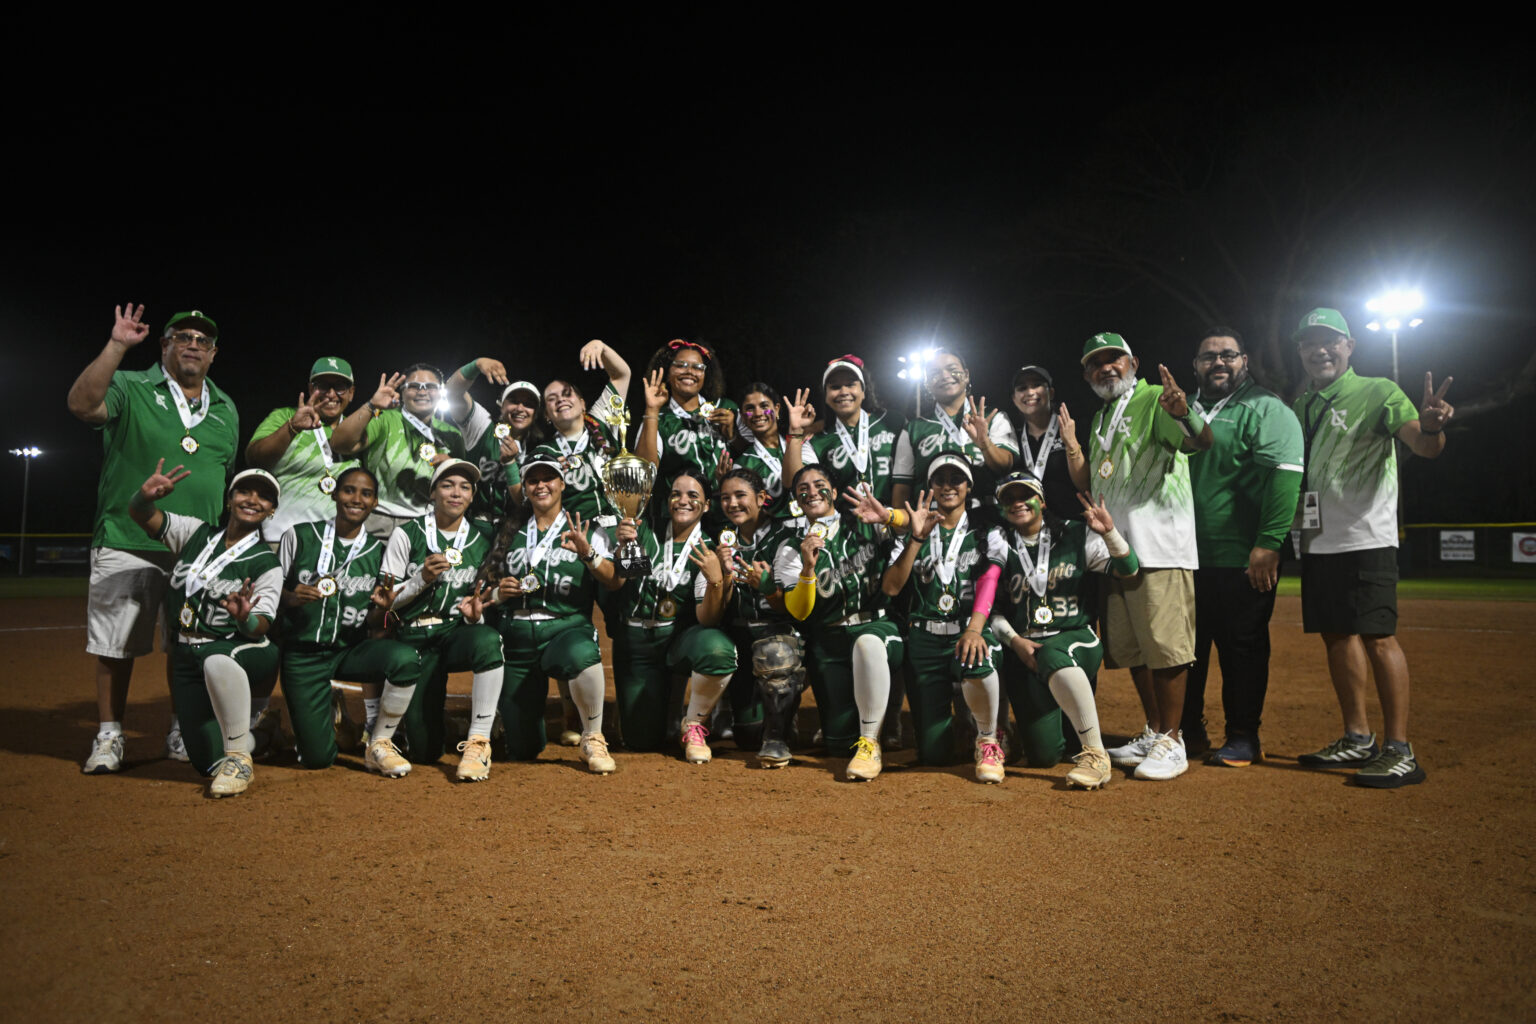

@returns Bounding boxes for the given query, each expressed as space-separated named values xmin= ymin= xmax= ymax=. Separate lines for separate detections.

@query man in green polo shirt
xmin=1291 ymin=307 xmax=1454 ymax=788
xmin=67 ymin=303 xmax=239 ymax=774
xmin=1180 ymin=327 xmax=1304 ymax=768
xmin=247 ymin=356 xmax=362 ymax=541
xmin=1073 ymin=332 xmax=1212 ymax=781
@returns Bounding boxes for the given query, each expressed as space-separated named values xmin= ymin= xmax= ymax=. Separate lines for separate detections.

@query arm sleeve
xmin=380 ymin=527 xmax=412 ymax=579
xmin=971 ymin=563 xmax=1001 ymax=620
xmin=784 ymin=578 xmax=816 ymax=620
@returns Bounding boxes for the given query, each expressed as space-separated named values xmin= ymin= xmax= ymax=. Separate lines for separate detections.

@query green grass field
xmin=3 ymin=576 xmax=1534 ymax=601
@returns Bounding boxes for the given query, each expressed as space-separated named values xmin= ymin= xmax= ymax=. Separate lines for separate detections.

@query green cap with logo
xmin=1292 ymin=308 xmax=1351 ymax=340
xmin=1080 ymin=332 xmax=1133 ymax=365
xmin=164 ymin=310 xmax=219 ymax=342
xmin=309 ymin=356 xmax=354 ymax=383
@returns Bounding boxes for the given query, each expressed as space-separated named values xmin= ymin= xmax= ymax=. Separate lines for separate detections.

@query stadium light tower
xmin=9 ymin=446 xmax=41 ymax=576
xmin=896 ymin=345 xmax=938 ymax=418
xmin=1364 ymin=289 xmax=1425 ymax=384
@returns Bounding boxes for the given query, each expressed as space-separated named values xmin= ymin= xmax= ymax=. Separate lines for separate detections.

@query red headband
xmin=668 ymin=339 xmax=713 ymax=361
xmin=828 ymin=353 xmax=864 ymax=368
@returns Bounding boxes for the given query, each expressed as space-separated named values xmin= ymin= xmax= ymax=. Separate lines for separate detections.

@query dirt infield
xmin=2 ymin=594 xmax=1532 ymax=1023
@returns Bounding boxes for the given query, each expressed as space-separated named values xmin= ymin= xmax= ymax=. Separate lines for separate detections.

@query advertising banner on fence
xmin=1513 ymin=533 xmax=1536 ymax=565
xmin=1440 ymin=530 xmax=1475 ymax=562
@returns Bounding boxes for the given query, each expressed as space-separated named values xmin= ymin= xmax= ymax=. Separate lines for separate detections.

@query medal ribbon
xmin=423 ymin=512 xmax=470 ymax=557
xmin=159 ymin=364 xmax=210 ymax=436
xmin=522 ymin=511 xmax=569 ymax=581
xmin=311 ymin=426 xmax=338 ymax=474
xmin=930 ymin=514 xmax=969 ymax=586
xmin=184 ymin=530 xmax=261 ymax=598
xmin=936 ymin=398 xmax=973 ymax=451
xmin=316 ymin=519 xmax=368 ymax=579
xmin=748 ymin=435 xmax=783 ymax=493
xmin=401 ymin=410 xmax=437 ymax=447
xmin=1191 ymin=389 xmax=1236 ymax=420
xmin=1017 ymin=415 xmax=1060 ymax=480
xmin=1011 ymin=525 xmax=1052 ymax=599
xmin=833 ymin=411 xmax=870 ymax=474
xmin=658 ymin=521 xmax=702 ymax=591
xmin=1092 ymin=388 xmax=1134 ymax=456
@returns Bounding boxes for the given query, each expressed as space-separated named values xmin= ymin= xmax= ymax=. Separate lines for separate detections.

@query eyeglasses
xmin=402 ymin=381 xmax=441 ymax=393
xmin=169 ymin=331 xmax=215 ymax=350
xmin=927 ymin=367 xmax=965 ymax=382
xmin=310 ymin=381 xmax=353 ymax=395
xmin=670 ymin=359 xmax=707 ymax=372
xmin=1194 ymin=350 xmax=1245 ymax=367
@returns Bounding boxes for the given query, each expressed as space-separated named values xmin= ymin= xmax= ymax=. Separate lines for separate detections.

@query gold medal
xmin=809 ymin=522 xmax=828 ymax=539
xmin=938 ymin=592 xmax=956 ymax=613
xmin=418 ymin=441 xmax=437 ymax=462
xmin=1097 ymin=457 xmax=1114 ymax=480
xmin=718 ymin=529 xmax=737 ymax=547
xmin=444 ymin=547 xmax=463 ymax=566
xmin=1033 ymin=603 xmax=1055 ymax=626
xmin=317 ymin=576 xmax=339 ymax=597
xmin=180 ymin=434 xmax=199 ymax=454
xmin=494 ymin=423 xmax=512 ymax=440
xmin=179 ymin=603 xmax=195 ymax=628
xmin=788 ymin=500 xmax=803 ymax=517
xmin=658 ymin=595 xmax=678 ymax=618
xmin=698 ymin=401 xmax=716 ymax=418
xmin=520 ymin=573 xmax=541 ymax=592
xmin=318 ymin=475 xmax=337 ymax=495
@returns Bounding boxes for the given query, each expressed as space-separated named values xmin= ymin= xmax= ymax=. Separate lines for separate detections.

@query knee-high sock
xmin=961 ymin=671 xmax=1001 ymax=739
xmin=467 ymin=668 xmax=503 ymax=741
xmin=567 ymin=663 xmax=606 ymax=737
xmin=684 ymin=673 xmax=731 ymax=726
xmin=852 ymin=634 xmax=891 ymax=741
xmin=372 ymin=679 xmax=416 ymax=743
xmin=204 ymin=654 xmax=254 ymax=755
xmin=1048 ymin=666 xmax=1103 ymax=750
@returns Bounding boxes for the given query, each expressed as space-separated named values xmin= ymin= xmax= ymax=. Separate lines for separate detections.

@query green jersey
xmin=732 ymin=438 xmax=794 ymax=519
xmin=1293 ymin=367 xmax=1417 ymax=555
xmin=655 ymin=398 xmax=739 ymax=495
xmin=1189 ymin=378 xmax=1305 ymax=567
xmin=992 ymin=519 xmax=1111 ymax=638
xmin=1086 ymin=378 xmax=1202 ymax=569
xmin=360 ymin=410 xmax=469 ymax=518
xmin=773 ymin=515 xmax=893 ymax=629
xmin=380 ymin=514 xmax=495 ymax=635
xmin=721 ymin=518 xmax=795 ymax=627
xmin=278 ymin=520 xmax=385 ymax=649
xmin=93 ymin=364 xmax=239 ymax=552
xmin=800 ymin=410 xmax=902 ymax=506
xmin=495 ymin=509 xmax=614 ymax=619
xmin=611 ymin=520 xmax=716 ymax=627
xmin=251 ymin=408 xmax=361 ymax=540
xmin=158 ymin=513 xmax=282 ymax=640
xmin=892 ymin=402 xmax=1018 ymax=502
xmin=889 ymin=514 xmax=1008 ymax=622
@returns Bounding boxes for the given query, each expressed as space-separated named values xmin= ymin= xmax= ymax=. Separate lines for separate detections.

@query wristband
xmin=1174 ymin=411 xmax=1204 ymax=440
xmin=991 ymin=617 xmax=1018 ymax=643
xmin=240 ymin=612 xmax=264 ymax=635
xmin=756 ymin=572 xmax=777 ymax=596
xmin=459 ymin=360 xmax=480 ymax=381
xmin=1103 ymin=527 xmax=1130 ymax=558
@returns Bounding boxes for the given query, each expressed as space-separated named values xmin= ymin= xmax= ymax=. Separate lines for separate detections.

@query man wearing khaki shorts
xmin=67 ymin=304 xmax=239 ymax=773
xmin=1070 ymin=333 xmax=1212 ymax=781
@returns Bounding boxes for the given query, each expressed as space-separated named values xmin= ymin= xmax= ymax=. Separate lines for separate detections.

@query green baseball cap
xmin=1080 ymin=332 xmax=1132 ymax=365
xmin=1292 ymin=308 xmax=1351 ymax=340
xmin=309 ymin=356 xmax=354 ymax=383
xmin=164 ymin=309 xmax=219 ymax=341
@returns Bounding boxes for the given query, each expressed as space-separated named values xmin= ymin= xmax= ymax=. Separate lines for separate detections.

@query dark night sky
xmin=7 ymin=48 xmax=1534 ymax=535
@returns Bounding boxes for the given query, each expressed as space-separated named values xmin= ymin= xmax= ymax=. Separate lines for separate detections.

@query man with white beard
xmin=1070 ymin=333 xmax=1212 ymax=780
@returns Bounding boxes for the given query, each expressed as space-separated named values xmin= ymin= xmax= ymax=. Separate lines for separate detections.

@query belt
xmin=412 ymin=616 xmax=446 ymax=627
xmin=1025 ymin=629 xmax=1061 ymax=640
xmin=178 ymin=633 xmax=220 ymax=646
xmin=510 ymin=609 xmax=557 ymax=621
xmin=830 ymin=610 xmax=880 ymax=628
xmin=916 ymin=620 xmax=960 ymax=636
xmin=627 ymin=618 xmax=677 ymax=630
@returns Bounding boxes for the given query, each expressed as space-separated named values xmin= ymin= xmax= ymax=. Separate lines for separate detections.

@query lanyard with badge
xmin=1297 ymin=390 xmax=1335 ymax=531
xmin=159 ymin=365 xmax=211 ymax=454
xmin=180 ymin=530 xmax=261 ymax=629
xmin=401 ymin=410 xmax=439 ymax=462
xmin=518 ymin=510 xmax=568 ymax=596
xmin=929 ymin=514 xmax=969 ymax=614
xmin=312 ymin=427 xmax=342 ymax=493
xmin=1010 ymin=526 xmax=1054 ymax=627
xmin=1092 ymin=390 xmax=1134 ymax=481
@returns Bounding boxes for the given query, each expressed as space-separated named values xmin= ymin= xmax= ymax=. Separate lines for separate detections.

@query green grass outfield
xmin=2 ymin=576 xmax=1534 ymax=602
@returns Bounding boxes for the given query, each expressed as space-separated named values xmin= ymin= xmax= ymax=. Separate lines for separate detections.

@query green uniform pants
xmin=399 ymin=622 xmax=505 ymax=764
xmin=905 ymin=625 xmax=1001 ymax=766
xmin=613 ymin=623 xmax=736 ymax=751
xmin=280 ymin=640 xmax=422 ymax=768
xmin=1001 ymin=627 xmax=1103 ymax=767
xmin=496 ymin=614 xmax=603 ymax=760
xmin=805 ymin=619 xmax=904 ymax=754
xmin=170 ymin=636 xmax=279 ymax=775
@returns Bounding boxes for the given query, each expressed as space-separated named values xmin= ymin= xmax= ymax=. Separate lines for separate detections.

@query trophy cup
xmin=600 ymin=404 xmax=658 ymax=578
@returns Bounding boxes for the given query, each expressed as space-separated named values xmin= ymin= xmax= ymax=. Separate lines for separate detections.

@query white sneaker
xmin=1134 ymin=733 xmax=1189 ymax=781
xmin=164 ymin=723 xmax=190 ymax=762
xmin=580 ymin=734 xmax=616 ymax=774
xmin=83 ymin=732 xmax=124 ymax=774
xmin=208 ymin=752 xmax=254 ymax=797
xmin=365 ymin=737 xmax=412 ymax=778
xmin=1107 ymin=724 xmax=1157 ymax=766
xmin=681 ymin=721 xmax=712 ymax=764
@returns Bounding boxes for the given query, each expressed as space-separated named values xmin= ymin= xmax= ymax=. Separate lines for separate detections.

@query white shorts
xmin=86 ymin=547 xmax=177 ymax=660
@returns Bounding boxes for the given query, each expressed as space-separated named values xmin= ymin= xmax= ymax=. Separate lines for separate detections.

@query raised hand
xmin=220 ymin=578 xmax=255 ymax=621
xmin=799 ymin=530 xmax=825 ymax=566
xmin=845 ymin=486 xmax=888 ymax=525
xmin=707 ymin=404 xmax=736 ymax=439
xmin=1077 ymin=492 xmax=1116 ymax=535
xmin=370 ymin=372 xmax=406 ymax=412
xmin=499 ymin=432 xmax=520 ymax=463
xmin=457 ymin=580 xmax=491 ymax=623
xmin=371 ymin=574 xmax=398 ymax=611
xmin=475 ymin=357 xmax=509 ymax=387
xmin=112 ymin=303 xmax=150 ymax=347
xmin=715 ymin=448 xmax=735 ymax=481
xmin=1057 ymin=403 xmax=1079 ymax=446
xmin=1420 ymin=372 xmax=1455 ymax=432
xmin=579 ymin=340 xmax=608 ymax=371
xmin=643 ymin=368 xmax=669 ymax=411
xmin=1157 ymin=365 xmax=1190 ymax=417
xmin=785 ymin=388 xmax=816 ymax=433
xmin=687 ymin=541 xmax=725 ymax=585
xmin=292 ymin=391 xmax=322 ymax=431
xmin=906 ymin=489 xmax=939 ymax=540
xmin=560 ymin=510 xmax=595 ymax=559
xmin=139 ymin=459 xmax=191 ymax=502
xmin=962 ymin=396 xmax=989 ymax=445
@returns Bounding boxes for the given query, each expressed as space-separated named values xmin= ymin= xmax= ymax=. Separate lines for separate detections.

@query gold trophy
xmin=600 ymin=404 xmax=658 ymax=578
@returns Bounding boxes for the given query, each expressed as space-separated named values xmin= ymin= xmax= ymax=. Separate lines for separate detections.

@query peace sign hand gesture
xmin=1420 ymin=372 xmax=1455 ymax=432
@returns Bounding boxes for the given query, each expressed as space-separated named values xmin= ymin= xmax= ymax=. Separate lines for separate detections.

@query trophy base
xmin=616 ymin=548 xmax=652 ymax=579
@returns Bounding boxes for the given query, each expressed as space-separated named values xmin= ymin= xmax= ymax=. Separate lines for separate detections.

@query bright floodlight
xmin=897 ymin=369 xmax=909 ymax=380
xmin=1366 ymin=289 xmax=1424 ymax=316
xmin=9 ymin=447 xmax=41 ymax=458
xmin=1409 ymin=318 xmax=1424 ymax=328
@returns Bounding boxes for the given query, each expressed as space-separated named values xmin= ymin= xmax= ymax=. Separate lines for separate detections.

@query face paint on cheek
xmin=1027 ymin=497 xmax=1044 ymax=515
xmin=818 ymin=486 xmax=832 ymax=500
